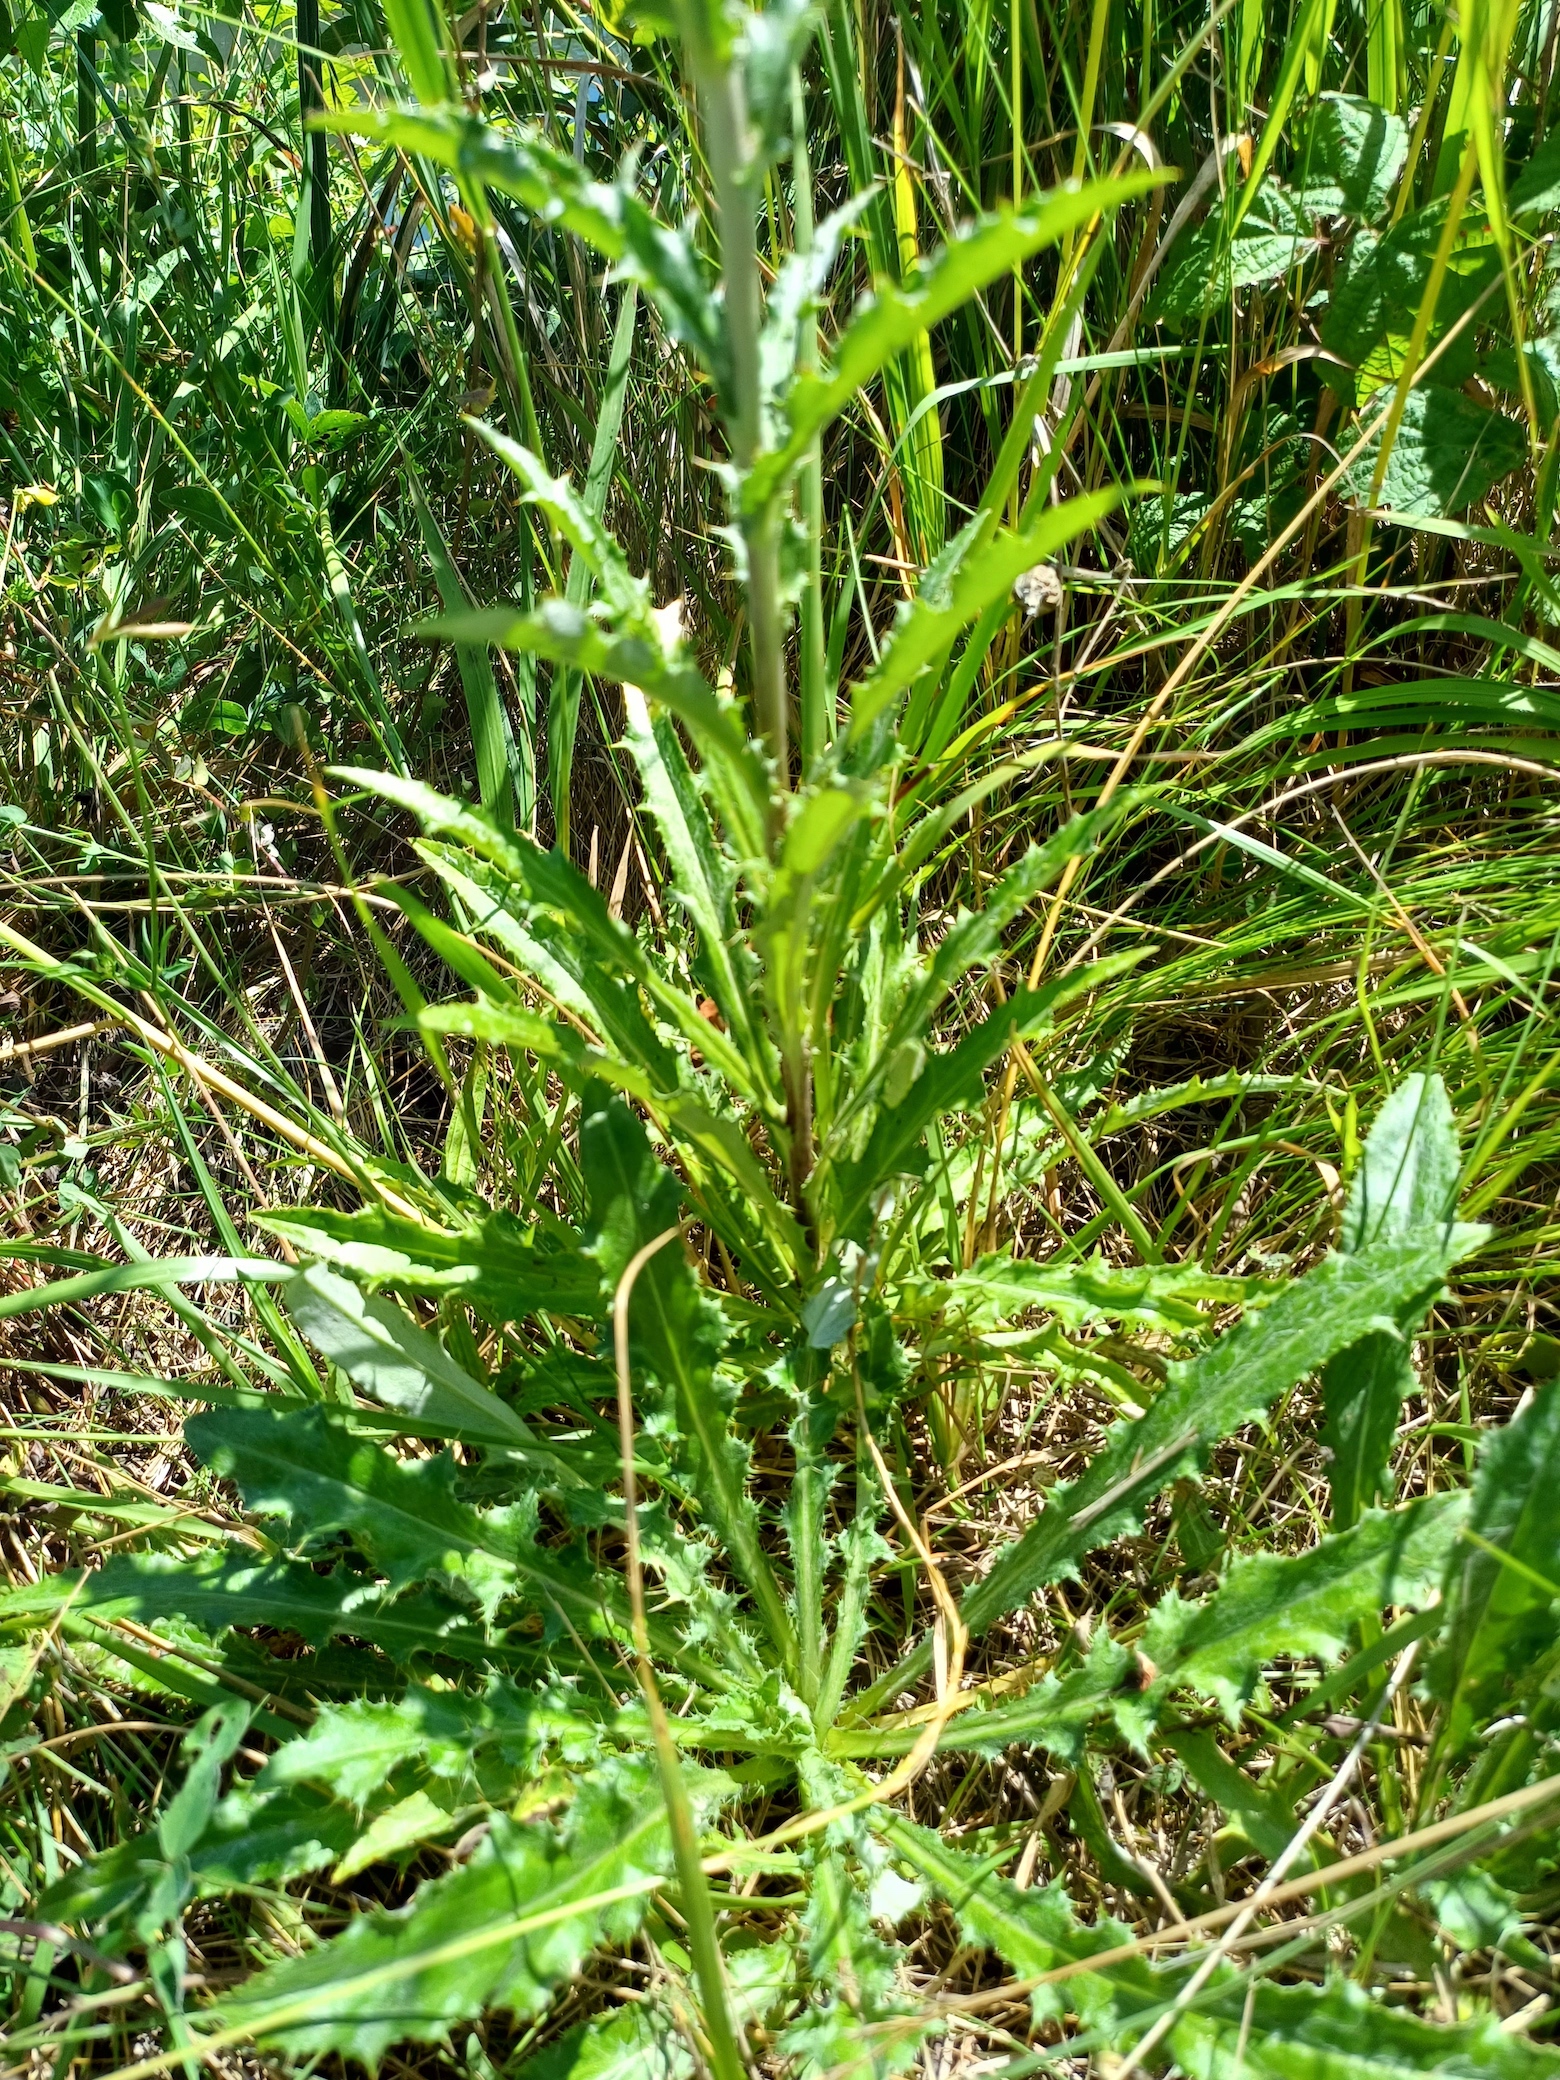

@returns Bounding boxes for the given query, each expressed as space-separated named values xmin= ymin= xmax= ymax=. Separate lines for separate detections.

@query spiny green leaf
xmin=843 ymin=808 xmax=1127 ymax=1116
xmin=846 ymin=490 xmax=1122 ymax=740
xmin=465 ymin=428 xmax=651 ymax=629
xmin=1428 ymin=1382 xmax=1560 ymax=1757
xmin=215 ymin=1762 xmax=683 ymax=2063
xmin=259 ymin=1680 xmax=602 ymax=1809
xmin=422 ymin=602 xmax=766 ymax=828
xmin=942 ymin=1253 xmax=1259 ymax=1334
xmin=0 ymin=1552 xmax=500 ymax=1667
xmin=781 ymin=1841 xmax=928 ymax=2078
xmin=314 ymin=108 xmax=727 ymax=394
xmin=187 ymin=1405 xmax=616 ymax=1632
xmin=36 ymin=1777 xmax=361 ymax=1930
xmin=416 ymin=997 xmax=657 ymax=1104
xmin=516 ymin=2004 xmax=692 ymax=2080
xmin=1178 ymin=1975 xmax=1560 ymax=2077
xmin=1162 ymin=1726 xmax=1302 ymax=1863
xmin=1341 ymin=1072 xmax=1461 ymax=1250
xmin=1141 ymin=1492 xmax=1466 ymax=1725
xmin=412 ymin=843 xmax=690 ymax=1092
xmin=388 ymin=793 xmax=757 ymax=1102
xmin=581 ymin=1095 xmax=795 ymax=1668
xmin=409 ymin=469 xmax=525 ymax=828
xmin=191 ymin=1781 xmax=364 ymax=1891
xmin=749 ymin=176 xmax=1166 ymax=510
xmin=879 ymin=1814 xmax=1173 ymax=2031
xmin=957 ymin=1224 xmax=1483 ymax=1641
xmin=1324 ymin=1072 xmax=1459 ymax=1527
xmin=621 ymin=680 xmax=764 ymax=1059
xmin=866 ymin=1500 xmax=1460 ymax=1757
xmin=831 ymin=963 xmax=1139 ymax=1243
xmin=1322 ymin=1332 xmax=1417 ymax=1531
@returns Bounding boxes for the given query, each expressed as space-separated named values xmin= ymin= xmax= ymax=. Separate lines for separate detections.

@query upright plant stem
xmin=792 ymin=68 xmax=828 ymax=769
xmin=681 ymin=6 xmax=790 ymax=815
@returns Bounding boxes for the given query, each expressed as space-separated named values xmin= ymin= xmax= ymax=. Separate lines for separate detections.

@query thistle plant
xmin=5 ymin=5 xmax=1560 ymax=2078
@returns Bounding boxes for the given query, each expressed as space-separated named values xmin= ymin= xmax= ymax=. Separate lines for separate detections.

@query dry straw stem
xmin=0 ymin=1020 xmax=107 ymax=1064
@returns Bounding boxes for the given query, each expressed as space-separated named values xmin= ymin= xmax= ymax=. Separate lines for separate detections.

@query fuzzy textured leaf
xmin=284 ymin=1264 xmax=532 ymax=1447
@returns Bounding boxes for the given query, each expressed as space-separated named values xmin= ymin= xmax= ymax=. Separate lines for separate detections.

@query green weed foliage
xmin=4 ymin=0 xmax=1560 ymax=2072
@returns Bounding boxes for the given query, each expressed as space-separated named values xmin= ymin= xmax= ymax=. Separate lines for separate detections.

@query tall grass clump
xmin=2 ymin=0 xmax=1560 ymax=2073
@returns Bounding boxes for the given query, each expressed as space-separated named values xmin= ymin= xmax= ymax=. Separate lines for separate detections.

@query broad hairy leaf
xmin=1342 ymin=386 xmax=1527 ymax=519
xmin=1323 ymin=1072 xmax=1460 ymax=1527
xmin=1512 ymin=129 xmax=1560 ymax=218
xmin=1322 ymin=201 xmax=1500 ymax=402
xmin=1292 ymin=93 xmax=1408 ymax=221
xmin=283 ymin=1263 xmax=532 ymax=1448
xmin=260 ymin=1201 xmax=603 ymax=1325
xmin=1151 ymin=186 xmax=1320 ymax=319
